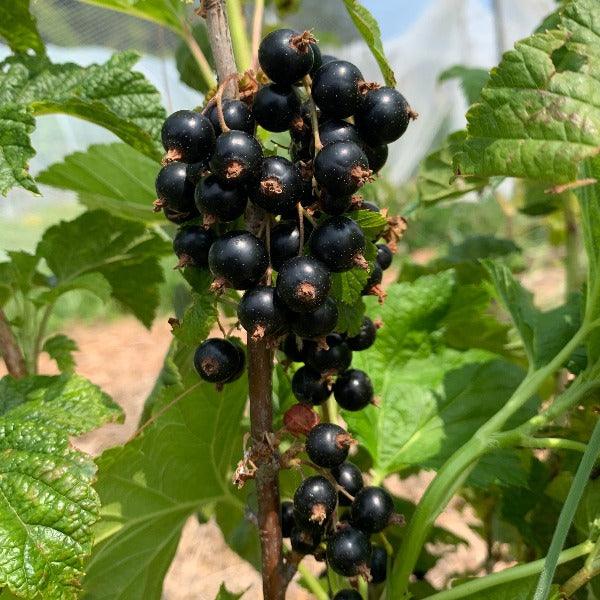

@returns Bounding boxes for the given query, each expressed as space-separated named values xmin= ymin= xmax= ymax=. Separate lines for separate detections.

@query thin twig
xmin=0 ymin=309 xmax=27 ymax=378
xmin=303 ymin=75 xmax=322 ymax=152
xmin=297 ymin=202 xmax=305 ymax=255
xmin=180 ymin=20 xmax=217 ymax=89
xmin=251 ymin=0 xmax=265 ymax=71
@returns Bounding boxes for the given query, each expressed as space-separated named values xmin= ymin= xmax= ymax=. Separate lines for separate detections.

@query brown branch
xmin=0 ymin=309 xmax=27 ymax=378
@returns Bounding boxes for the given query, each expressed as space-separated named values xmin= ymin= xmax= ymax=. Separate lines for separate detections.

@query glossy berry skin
xmin=376 ymin=243 xmax=393 ymax=270
xmin=280 ymin=501 xmax=295 ymax=538
xmin=290 ymin=297 xmax=338 ymax=339
xmin=319 ymin=190 xmax=352 ymax=216
xmin=319 ymin=119 xmax=362 ymax=147
xmin=305 ymin=340 xmax=352 ymax=373
xmin=206 ymin=99 xmax=255 ymax=136
xmin=331 ymin=462 xmax=364 ymax=506
xmin=292 ymin=366 xmax=330 ymax=405
xmin=208 ymin=231 xmax=269 ymax=290
xmin=238 ymin=286 xmax=289 ymax=339
xmin=309 ymin=216 xmax=366 ymax=272
xmin=312 ymin=60 xmax=363 ymax=118
xmin=155 ymin=162 xmax=199 ymax=224
xmin=306 ymin=423 xmax=351 ymax=468
xmin=370 ymin=545 xmax=388 ymax=584
xmin=293 ymin=475 xmax=337 ymax=526
xmin=326 ymin=526 xmax=371 ymax=576
xmin=258 ymin=28 xmax=314 ymax=85
xmin=363 ymin=263 xmax=383 ymax=293
xmin=194 ymin=175 xmax=247 ymax=222
xmin=270 ymin=222 xmax=304 ymax=271
xmin=249 ymin=156 xmax=302 ymax=215
xmin=193 ymin=338 xmax=244 ymax=384
xmin=362 ymin=200 xmax=380 ymax=213
xmin=365 ymin=143 xmax=388 ymax=173
xmin=161 ymin=109 xmax=215 ymax=163
xmin=280 ymin=334 xmax=307 ymax=362
xmin=173 ymin=226 xmax=215 ymax=267
xmin=333 ymin=369 xmax=373 ymax=411
xmin=209 ymin=130 xmax=263 ymax=183
xmin=253 ymin=84 xmax=301 ymax=132
xmin=333 ymin=591 xmax=362 ymax=600
xmin=276 ymin=256 xmax=331 ymax=313
xmin=346 ymin=316 xmax=377 ymax=351
xmin=350 ymin=486 xmax=394 ymax=534
xmin=290 ymin=527 xmax=321 ymax=554
xmin=314 ymin=141 xmax=371 ymax=196
xmin=355 ymin=87 xmax=412 ymax=145
xmin=309 ymin=42 xmax=322 ymax=75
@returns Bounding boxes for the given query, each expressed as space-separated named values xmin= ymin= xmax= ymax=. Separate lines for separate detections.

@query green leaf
xmin=0 ymin=251 xmax=43 ymax=304
xmin=213 ymin=584 xmax=244 ymax=600
xmin=439 ymin=65 xmax=489 ymax=105
xmin=37 ymin=143 xmax=161 ymax=223
xmin=456 ymin=0 xmax=600 ymax=184
xmin=347 ymin=209 xmax=387 ymax=241
xmin=36 ymin=210 xmax=169 ymax=327
xmin=42 ymin=334 xmax=78 ymax=373
xmin=0 ymin=52 xmax=165 ymax=195
xmin=84 ymin=346 xmax=249 ymax=600
xmin=341 ymin=0 xmax=396 ymax=87
xmin=0 ymin=0 xmax=44 ymax=55
xmin=447 ymin=236 xmax=520 ymax=262
xmin=417 ymin=130 xmax=489 ymax=205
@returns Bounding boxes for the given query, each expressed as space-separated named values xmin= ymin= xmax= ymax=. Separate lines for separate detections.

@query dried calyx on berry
xmin=305 ymin=423 xmax=355 ymax=468
xmin=237 ymin=285 xmax=289 ymax=341
xmin=193 ymin=338 xmax=245 ymax=385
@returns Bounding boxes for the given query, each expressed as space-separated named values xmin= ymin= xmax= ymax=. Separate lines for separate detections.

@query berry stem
xmin=303 ymin=75 xmax=323 ymax=151
xmin=0 ymin=308 xmax=27 ymax=379
xmin=297 ymin=202 xmax=305 ymax=256
xmin=250 ymin=0 xmax=265 ymax=71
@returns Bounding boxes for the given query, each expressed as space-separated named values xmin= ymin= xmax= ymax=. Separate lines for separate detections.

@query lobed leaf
xmin=42 ymin=334 xmax=79 ymax=373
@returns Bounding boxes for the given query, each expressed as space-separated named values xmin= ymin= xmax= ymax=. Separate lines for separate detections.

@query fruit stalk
xmin=0 ymin=308 xmax=27 ymax=378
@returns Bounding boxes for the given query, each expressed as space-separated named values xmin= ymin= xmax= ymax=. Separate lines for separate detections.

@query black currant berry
xmin=355 ymin=87 xmax=412 ymax=145
xmin=173 ymin=226 xmax=215 ymax=268
xmin=280 ymin=334 xmax=307 ymax=363
xmin=305 ymin=340 xmax=352 ymax=373
xmin=365 ymin=143 xmax=388 ymax=173
xmin=292 ymin=366 xmax=330 ymax=405
xmin=376 ymin=243 xmax=393 ymax=270
xmin=362 ymin=263 xmax=383 ymax=294
xmin=309 ymin=215 xmax=366 ymax=272
xmin=206 ymin=99 xmax=255 ymax=136
xmin=249 ymin=156 xmax=302 ymax=215
xmin=293 ymin=474 xmax=337 ymax=526
xmin=193 ymin=338 xmax=244 ymax=384
xmin=280 ymin=501 xmax=295 ymax=538
xmin=333 ymin=590 xmax=362 ymax=600
xmin=276 ymin=256 xmax=331 ymax=312
xmin=309 ymin=42 xmax=322 ymax=75
xmin=306 ymin=423 xmax=353 ymax=468
xmin=186 ymin=161 xmax=209 ymax=185
xmin=209 ymin=130 xmax=263 ymax=183
xmin=319 ymin=119 xmax=362 ymax=147
xmin=290 ymin=297 xmax=338 ymax=339
xmin=270 ymin=222 xmax=307 ymax=271
xmin=253 ymin=84 xmax=301 ymax=133
xmin=331 ymin=462 xmax=364 ymax=506
xmin=290 ymin=527 xmax=321 ymax=554
xmin=208 ymin=231 xmax=269 ymax=290
xmin=238 ymin=285 xmax=289 ymax=340
xmin=362 ymin=201 xmax=380 ymax=213
xmin=369 ymin=545 xmax=388 ymax=584
xmin=346 ymin=317 xmax=377 ymax=351
xmin=155 ymin=162 xmax=199 ymax=224
xmin=314 ymin=141 xmax=372 ymax=196
xmin=333 ymin=369 xmax=373 ymax=411
xmin=350 ymin=486 xmax=394 ymax=534
xmin=326 ymin=526 xmax=371 ymax=577
xmin=194 ymin=175 xmax=247 ymax=223
xmin=258 ymin=29 xmax=315 ymax=85
xmin=226 ymin=343 xmax=247 ymax=383
xmin=319 ymin=190 xmax=353 ymax=216
xmin=311 ymin=60 xmax=363 ymax=118
xmin=161 ymin=109 xmax=215 ymax=163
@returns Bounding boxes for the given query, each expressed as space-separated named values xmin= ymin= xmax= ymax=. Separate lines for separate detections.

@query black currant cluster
xmin=155 ymin=27 xmax=413 ymax=593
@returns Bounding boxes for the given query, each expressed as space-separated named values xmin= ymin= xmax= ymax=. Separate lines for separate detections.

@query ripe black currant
xmin=293 ymin=474 xmax=337 ymax=526
xmin=290 ymin=527 xmax=321 ymax=555
xmin=309 ymin=215 xmax=366 ymax=272
xmin=355 ymin=87 xmax=412 ymax=145
xmin=350 ymin=486 xmax=395 ymax=534
xmin=193 ymin=338 xmax=244 ymax=384
xmin=258 ymin=29 xmax=315 ymax=85
xmin=173 ymin=225 xmax=215 ymax=268
xmin=333 ymin=369 xmax=374 ymax=411
xmin=276 ymin=256 xmax=331 ymax=312
xmin=209 ymin=130 xmax=263 ymax=183
xmin=306 ymin=423 xmax=353 ymax=468
xmin=194 ymin=175 xmax=247 ymax=223
xmin=376 ymin=243 xmax=393 ymax=270
xmin=365 ymin=143 xmax=388 ymax=173
xmin=331 ymin=462 xmax=364 ymax=506
xmin=319 ymin=119 xmax=362 ymax=147
xmin=206 ymin=99 xmax=255 ymax=136
xmin=292 ymin=366 xmax=330 ymax=405
xmin=237 ymin=285 xmax=289 ymax=340
xmin=280 ymin=334 xmax=307 ymax=363
xmin=270 ymin=222 xmax=312 ymax=271
xmin=208 ymin=231 xmax=269 ymax=290
xmin=318 ymin=189 xmax=353 ymax=216
xmin=290 ymin=297 xmax=338 ymax=339
xmin=186 ymin=160 xmax=209 ymax=185
xmin=369 ymin=545 xmax=388 ymax=584
xmin=326 ymin=526 xmax=371 ymax=577
xmin=155 ymin=162 xmax=199 ymax=224
xmin=311 ymin=60 xmax=363 ymax=118
xmin=161 ymin=109 xmax=215 ymax=163
xmin=346 ymin=316 xmax=377 ymax=351
xmin=248 ymin=156 xmax=302 ymax=215
xmin=305 ymin=340 xmax=352 ymax=373
xmin=333 ymin=591 xmax=362 ymax=600
xmin=362 ymin=263 xmax=383 ymax=294
xmin=314 ymin=141 xmax=372 ymax=196
xmin=280 ymin=501 xmax=295 ymax=538
xmin=253 ymin=83 xmax=301 ymax=132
